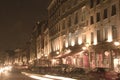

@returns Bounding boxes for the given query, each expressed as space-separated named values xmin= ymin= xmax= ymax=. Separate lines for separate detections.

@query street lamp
xmin=114 ymin=41 xmax=120 ymax=46
xmin=56 ymin=51 xmax=59 ymax=55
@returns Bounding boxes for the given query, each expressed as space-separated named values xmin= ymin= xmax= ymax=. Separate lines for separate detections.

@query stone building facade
xmin=48 ymin=0 xmax=120 ymax=71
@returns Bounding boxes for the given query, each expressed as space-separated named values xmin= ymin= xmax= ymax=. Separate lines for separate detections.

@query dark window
xmin=73 ymin=0 xmax=77 ymax=5
xmin=112 ymin=26 xmax=117 ymax=40
xmin=81 ymin=9 xmax=86 ymax=21
xmin=58 ymin=25 xmax=59 ymax=32
xmin=96 ymin=12 xmax=100 ymax=22
xmin=104 ymin=28 xmax=108 ymax=41
xmin=111 ymin=4 xmax=116 ymax=16
xmin=96 ymin=0 xmax=100 ymax=5
xmin=62 ymin=20 xmax=65 ymax=29
xmin=74 ymin=13 xmax=78 ymax=24
xmin=68 ymin=16 xmax=71 ymax=27
xmin=91 ymin=32 xmax=94 ymax=44
xmin=90 ymin=0 xmax=94 ymax=8
xmin=82 ymin=34 xmax=86 ymax=43
xmin=103 ymin=0 xmax=107 ymax=3
xmin=90 ymin=16 xmax=94 ymax=24
xmin=97 ymin=30 xmax=101 ymax=42
xmin=103 ymin=8 xmax=108 ymax=19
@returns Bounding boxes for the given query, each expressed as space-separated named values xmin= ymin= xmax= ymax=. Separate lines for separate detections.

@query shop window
xmin=96 ymin=12 xmax=100 ymax=22
xmin=111 ymin=4 xmax=116 ymax=16
xmin=103 ymin=8 xmax=108 ymax=19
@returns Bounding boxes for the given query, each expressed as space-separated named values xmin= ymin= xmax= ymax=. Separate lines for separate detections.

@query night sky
xmin=0 ymin=0 xmax=50 ymax=51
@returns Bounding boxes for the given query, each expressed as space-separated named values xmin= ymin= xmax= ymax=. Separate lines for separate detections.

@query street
xmin=0 ymin=68 xmax=76 ymax=80
xmin=0 ymin=70 xmax=37 ymax=80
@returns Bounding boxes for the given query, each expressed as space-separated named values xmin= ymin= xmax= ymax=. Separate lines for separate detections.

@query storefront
xmin=61 ymin=51 xmax=90 ymax=68
xmin=114 ymin=57 xmax=120 ymax=72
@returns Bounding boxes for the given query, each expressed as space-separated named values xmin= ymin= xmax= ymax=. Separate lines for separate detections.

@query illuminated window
xmin=68 ymin=33 xmax=72 ymax=46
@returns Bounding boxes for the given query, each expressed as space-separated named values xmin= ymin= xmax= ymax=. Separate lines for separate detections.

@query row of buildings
xmin=4 ymin=0 xmax=120 ymax=72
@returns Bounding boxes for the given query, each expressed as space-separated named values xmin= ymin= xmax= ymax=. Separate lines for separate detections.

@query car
xmin=66 ymin=68 xmax=86 ymax=79
xmin=87 ymin=67 xmax=120 ymax=80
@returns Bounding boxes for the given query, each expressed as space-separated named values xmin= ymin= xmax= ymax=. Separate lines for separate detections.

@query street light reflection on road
xmin=30 ymin=75 xmax=52 ymax=80
xmin=45 ymin=75 xmax=76 ymax=80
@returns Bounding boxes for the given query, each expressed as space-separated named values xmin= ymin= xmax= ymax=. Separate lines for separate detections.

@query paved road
xmin=0 ymin=70 xmax=76 ymax=80
xmin=0 ymin=71 xmax=37 ymax=80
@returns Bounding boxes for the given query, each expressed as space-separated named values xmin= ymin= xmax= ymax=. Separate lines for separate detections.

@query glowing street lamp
xmin=56 ymin=51 xmax=59 ymax=55
xmin=114 ymin=41 xmax=120 ymax=46
xmin=82 ymin=46 xmax=87 ymax=50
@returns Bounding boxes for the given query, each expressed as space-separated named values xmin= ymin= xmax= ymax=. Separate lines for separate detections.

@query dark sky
xmin=0 ymin=0 xmax=50 ymax=51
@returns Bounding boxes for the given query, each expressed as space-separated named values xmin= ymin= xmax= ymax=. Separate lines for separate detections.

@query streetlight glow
xmin=114 ymin=41 xmax=120 ymax=46
xmin=82 ymin=46 xmax=87 ymax=50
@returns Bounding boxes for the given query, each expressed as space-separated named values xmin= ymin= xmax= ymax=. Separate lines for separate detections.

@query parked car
xmin=66 ymin=67 xmax=86 ymax=79
xmin=87 ymin=67 xmax=120 ymax=80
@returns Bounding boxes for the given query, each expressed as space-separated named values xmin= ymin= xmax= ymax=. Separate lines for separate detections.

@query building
xmin=29 ymin=23 xmax=38 ymax=66
xmin=48 ymin=0 xmax=120 ymax=71
xmin=35 ymin=20 xmax=50 ymax=66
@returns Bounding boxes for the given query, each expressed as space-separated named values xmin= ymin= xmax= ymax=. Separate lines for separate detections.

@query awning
xmin=54 ymin=44 xmax=84 ymax=59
